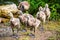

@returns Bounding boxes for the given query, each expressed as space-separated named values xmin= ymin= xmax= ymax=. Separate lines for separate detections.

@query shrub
xmin=0 ymin=0 xmax=60 ymax=21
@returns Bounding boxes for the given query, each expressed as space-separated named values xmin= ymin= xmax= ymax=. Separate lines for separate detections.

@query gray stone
xmin=0 ymin=27 xmax=13 ymax=37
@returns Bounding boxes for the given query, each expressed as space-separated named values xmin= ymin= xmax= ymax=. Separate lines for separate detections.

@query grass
xmin=0 ymin=21 xmax=60 ymax=40
xmin=43 ymin=21 xmax=60 ymax=31
xmin=43 ymin=21 xmax=60 ymax=40
xmin=19 ymin=21 xmax=60 ymax=40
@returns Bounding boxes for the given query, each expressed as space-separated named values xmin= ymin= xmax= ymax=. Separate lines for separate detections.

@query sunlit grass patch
xmin=45 ymin=21 xmax=60 ymax=40
xmin=47 ymin=31 xmax=60 ymax=40
xmin=43 ymin=21 xmax=60 ymax=31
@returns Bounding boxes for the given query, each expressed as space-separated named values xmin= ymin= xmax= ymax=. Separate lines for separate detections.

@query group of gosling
xmin=0 ymin=1 xmax=51 ymax=34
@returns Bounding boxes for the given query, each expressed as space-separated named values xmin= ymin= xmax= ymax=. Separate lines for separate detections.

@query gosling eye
xmin=20 ymin=5 xmax=24 ymax=11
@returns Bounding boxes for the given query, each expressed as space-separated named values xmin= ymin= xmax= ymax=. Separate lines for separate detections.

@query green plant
xmin=0 ymin=0 xmax=60 ymax=21
xmin=26 ymin=0 xmax=60 ymax=21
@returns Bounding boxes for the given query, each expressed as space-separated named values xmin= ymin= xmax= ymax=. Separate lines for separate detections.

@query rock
xmin=0 ymin=3 xmax=19 ymax=18
xmin=21 ymin=29 xmax=27 ymax=32
xmin=28 ymin=33 xmax=35 ymax=38
xmin=0 ymin=27 xmax=13 ymax=37
xmin=39 ymin=26 xmax=44 ymax=32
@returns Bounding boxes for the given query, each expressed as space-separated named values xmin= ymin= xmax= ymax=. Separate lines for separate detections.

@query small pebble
xmin=39 ymin=26 xmax=44 ymax=32
xmin=21 ymin=29 xmax=27 ymax=32
xmin=12 ymin=34 xmax=20 ymax=39
xmin=28 ymin=33 xmax=35 ymax=38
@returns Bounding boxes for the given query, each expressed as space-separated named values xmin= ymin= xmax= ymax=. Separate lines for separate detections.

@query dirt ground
xmin=0 ymin=31 xmax=52 ymax=40
xmin=0 ymin=21 xmax=60 ymax=40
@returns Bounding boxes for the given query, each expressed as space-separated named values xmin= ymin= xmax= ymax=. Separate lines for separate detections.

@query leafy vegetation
xmin=26 ymin=0 xmax=60 ymax=21
xmin=0 ymin=0 xmax=60 ymax=21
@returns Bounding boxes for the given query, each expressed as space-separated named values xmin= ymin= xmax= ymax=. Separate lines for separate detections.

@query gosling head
xmin=45 ymin=4 xmax=49 ymax=8
xmin=39 ymin=6 xmax=43 ymax=11
xmin=18 ymin=1 xmax=30 ymax=12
